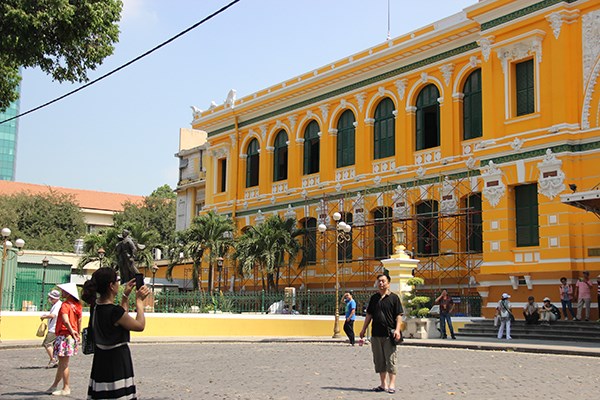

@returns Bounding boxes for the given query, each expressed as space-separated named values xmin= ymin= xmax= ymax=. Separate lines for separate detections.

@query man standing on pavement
xmin=359 ymin=273 xmax=403 ymax=395
xmin=435 ymin=289 xmax=456 ymax=339
xmin=342 ymin=291 xmax=356 ymax=346
xmin=575 ymin=271 xmax=593 ymax=321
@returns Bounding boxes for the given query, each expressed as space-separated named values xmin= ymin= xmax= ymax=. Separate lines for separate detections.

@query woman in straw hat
xmin=47 ymin=282 xmax=82 ymax=396
xmin=82 ymin=267 xmax=149 ymax=400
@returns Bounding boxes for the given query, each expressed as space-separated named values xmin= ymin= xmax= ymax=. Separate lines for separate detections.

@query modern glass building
xmin=0 ymin=85 xmax=20 ymax=181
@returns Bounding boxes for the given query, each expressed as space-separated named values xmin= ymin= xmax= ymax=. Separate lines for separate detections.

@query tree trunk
xmin=207 ymin=260 xmax=213 ymax=293
xmin=192 ymin=260 xmax=200 ymax=291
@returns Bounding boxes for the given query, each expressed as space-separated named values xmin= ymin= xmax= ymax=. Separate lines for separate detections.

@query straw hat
xmin=47 ymin=289 xmax=61 ymax=300
xmin=57 ymin=283 xmax=80 ymax=301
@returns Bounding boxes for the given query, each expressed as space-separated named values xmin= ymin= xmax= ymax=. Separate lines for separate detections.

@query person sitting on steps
xmin=539 ymin=297 xmax=561 ymax=325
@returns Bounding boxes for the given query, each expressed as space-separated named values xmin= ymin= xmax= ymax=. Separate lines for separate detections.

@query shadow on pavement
xmin=322 ymin=386 xmax=376 ymax=393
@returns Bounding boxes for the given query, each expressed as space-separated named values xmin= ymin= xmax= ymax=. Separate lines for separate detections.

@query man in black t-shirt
xmin=359 ymin=273 xmax=403 ymax=394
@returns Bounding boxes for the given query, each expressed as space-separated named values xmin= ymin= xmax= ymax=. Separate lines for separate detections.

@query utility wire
xmin=0 ymin=0 xmax=241 ymax=125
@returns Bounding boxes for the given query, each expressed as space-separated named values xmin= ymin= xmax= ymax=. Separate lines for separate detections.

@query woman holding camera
xmin=82 ymin=267 xmax=149 ymax=399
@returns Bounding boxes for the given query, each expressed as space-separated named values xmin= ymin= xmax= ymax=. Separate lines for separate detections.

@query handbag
xmin=82 ymin=306 xmax=95 ymax=355
xmin=36 ymin=321 xmax=47 ymax=337
xmin=493 ymin=315 xmax=499 ymax=327
xmin=388 ymin=327 xmax=403 ymax=346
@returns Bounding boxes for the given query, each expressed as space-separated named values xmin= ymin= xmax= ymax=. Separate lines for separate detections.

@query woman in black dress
xmin=82 ymin=267 xmax=149 ymax=399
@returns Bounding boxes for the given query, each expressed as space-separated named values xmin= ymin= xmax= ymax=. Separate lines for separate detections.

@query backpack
xmin=551 ymin=305 xmax=561 ymax=320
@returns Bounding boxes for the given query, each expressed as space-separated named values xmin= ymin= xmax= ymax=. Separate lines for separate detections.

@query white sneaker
xmin=46 ymin=386 xmax=58 ymax=394
xmin=52 ymin=388 xmax=71 ymax=396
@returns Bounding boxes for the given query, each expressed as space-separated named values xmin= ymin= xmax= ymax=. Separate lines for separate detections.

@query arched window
xmin=373 ymin=98 xmax=395 ymax=159
xmin=303 ymin=121 xmax=320 ymax=175
xmin=273 ymin=130 xmax=288 ymax=181
xmin=301 ymin=218 xmax=317 ymax=265
xmin=416 ymin=200 xmax=439 ymax=256
xmin=463 ymin=69 xmax=482 ymax=140
xmin=338 ymin=212 xmax=353 ymax=262
xmin=336 ymin=110 xmax=355 ymax=168
xmin=373 ymin=207 xmax=393 ymax=259
xmin=416 ymin=84 xmax=440 ymax=151
xmin=464 ymin=193 xmax=482 ymax=253
xmin=246 ymin=138 xmax=260 ymax=188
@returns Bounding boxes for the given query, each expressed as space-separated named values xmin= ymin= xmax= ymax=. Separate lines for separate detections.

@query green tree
xmin=0 ymin=0 xmax=123 ymax=111
xmin=114 ymin=184 xmax=176 ymax=253
xmin=0 ymin=190 xmax=85 ymax=251
xmin=234 ymin=216 xmax=302 ymax=292
xmin=167 ymin=211 xmax=234 ymax=291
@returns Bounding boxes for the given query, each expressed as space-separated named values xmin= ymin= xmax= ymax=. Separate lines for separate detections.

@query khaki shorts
xmin=370 ymin=336 xmax=398 ymax=374
xmin=42 ymin=332 xmax=57 ymax=348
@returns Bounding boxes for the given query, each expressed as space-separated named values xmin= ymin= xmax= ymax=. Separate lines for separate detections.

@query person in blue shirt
xmin=343 ymin=291 xmax=357 ymax=345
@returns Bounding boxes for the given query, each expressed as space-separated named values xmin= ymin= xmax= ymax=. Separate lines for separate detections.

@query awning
xmin=560 ymin=189 xmax=600 ymax=218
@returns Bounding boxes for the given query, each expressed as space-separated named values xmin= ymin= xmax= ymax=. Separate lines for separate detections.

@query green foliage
xmin=0 ymin=190 xmax=85 ymax=251
xmin=168 ymin=211 xmax=234 ymax=291
xmin=0 ymin=0 xmax=123 ymax=111
xmin=113 ymin=184 xmax=176 ymax=252
xmin=406 ymin=277 xmax=425 ymax=287
xmin=233 ymin=215 xmax=302 ymax=292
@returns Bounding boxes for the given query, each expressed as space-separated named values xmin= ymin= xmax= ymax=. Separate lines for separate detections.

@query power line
xmin=0 ymin=0 xmax=241 ymax=125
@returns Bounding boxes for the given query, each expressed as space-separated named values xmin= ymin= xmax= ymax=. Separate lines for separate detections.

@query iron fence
xmin=1 ymin=288 xmax=481 ymax=317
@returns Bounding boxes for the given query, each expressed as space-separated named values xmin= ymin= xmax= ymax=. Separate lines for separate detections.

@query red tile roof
xmin=0 ymin=181 xmax=144 ymax=212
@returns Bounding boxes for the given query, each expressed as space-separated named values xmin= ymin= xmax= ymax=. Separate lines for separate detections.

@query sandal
xmin=373 ymin=386 xmax=386 ymax=392
xmin=388 ymin=388 xmax=396 ymax=394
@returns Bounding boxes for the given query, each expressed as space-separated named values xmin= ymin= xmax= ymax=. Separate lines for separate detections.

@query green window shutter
xmin=337 ymin=110 xmax=356 ymax=168
xmin=516 ymin=60 xmax=534 ymax=116
xmin=374 ymin=98 xmax=395 ymax=160
xmin=416 ymin=84 xmax=440 ymax=150
xmin=463 ymin=69 xmax=482 ymax=140
xmin=515 ymin=184 xmax=539 ymax=246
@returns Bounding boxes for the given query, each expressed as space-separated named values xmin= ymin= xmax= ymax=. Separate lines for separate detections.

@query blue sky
xmin=16 ymin=0 xmax=477 ymax=196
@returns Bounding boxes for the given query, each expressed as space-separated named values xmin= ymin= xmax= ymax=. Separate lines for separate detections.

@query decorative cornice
xmin=481 ymin=0 xmax=579 ymax=32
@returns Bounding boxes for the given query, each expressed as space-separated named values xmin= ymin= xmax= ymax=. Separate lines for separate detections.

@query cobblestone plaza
xmin=1 ymin=342 xmax=599 ymax=399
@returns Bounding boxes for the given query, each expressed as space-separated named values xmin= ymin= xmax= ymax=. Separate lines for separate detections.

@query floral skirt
xmin=53 ymin=335 xmax=78 ymax=357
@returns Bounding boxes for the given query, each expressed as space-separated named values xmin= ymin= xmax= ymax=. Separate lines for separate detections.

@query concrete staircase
xmin=458 ymin=319 xmax=600 ymax=342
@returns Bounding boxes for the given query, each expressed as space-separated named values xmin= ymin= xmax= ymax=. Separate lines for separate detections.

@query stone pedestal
xmin=380 ymin=246 xmax=420 ymax=295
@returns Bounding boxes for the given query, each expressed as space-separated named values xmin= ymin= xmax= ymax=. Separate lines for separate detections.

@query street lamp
xmin=318 ymin=212 xmax=352 ymax=339
xmin=0 ymin=228 xmax=25 ymax=342
xmin=39 ymin=256 xmax=49 ymax=311
xmin=216 ymin=257 xmax=224 ymax=293
xmin=151 ymin=263 xmax=159 ymax=294
xmin=97 ymin=247 xmax=105 ymax=268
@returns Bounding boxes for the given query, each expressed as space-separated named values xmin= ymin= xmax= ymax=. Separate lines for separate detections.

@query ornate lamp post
xmin=318 ymin=212 xmax=352 ymax=339
xmin=97 ymin=247 xmax=105 ymax=268
xmin=0 ymin=228 xmax=25 ymax=342
xmin=216 ymin=257 xmax=224 ymax=293
xmin=39 ymin=256 xmax=49 ymax=311
xmin=151 ymin=263 xmax=159 ymax=294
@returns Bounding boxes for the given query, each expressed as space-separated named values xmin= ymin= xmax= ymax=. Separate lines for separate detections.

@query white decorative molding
xmin=582 ymin=9 xmax=600 ymax=129
xmin=452 ymin=92 xmax=465 ymax=102
xmin=287 ymin=115 xmax=297 ymax=130
xmin=468 ymin=56 xmax=479 ymax=68
xmin=546 ymin=9 xmax=579 ymax=39
xmin=537 ymin=149 xmax=565 ymax=200
xmin=272 ymin=182 xmax=288 ymax=194
xmin=474 ymin=140 xmax=496 ymax=150
xmin=477 ymin=36 xmax=494 ymax=62
xmin=259 ymin=124 xmax=267 ymax=141
xmin=355 ymin=93 xmax=366 ymax=112
xmin=190 ymin=105 xmax=202 ymax=120
xmin=270 ymin=196 xmax=276 ymax=205
xmin=420 ymin=72 xmax=429 ymax=83
xmin=416 ymin=166 xmax=426 ymax=178
xmin=274 ymin=120 xmax=282 ymax=129
xmin=414 ymin=150 xmax=441 ymax=165
xmin=244 ymin=188 xmax=259 ymax=200
xmin=335 ymin=166 xmax=356 ymax=181
xmin=229 ymin=134 xmax=236 ymax=146
xmin=301 ymin=189 xmax=308 ymax=198
xmin=317 ymin=199 xmax=330 ymax=226
xmin=392 ymin=188 xmax=409 ymax=219
xmin=319 ymin=104 xmax=329 ymax=121
xmin=373 ymin=175 xmax=382 ymax=185
xmin=255 ymin=210 xmax=265 ymax=224
xmin=328 ymin=128 xmax=338 ymax=136
xmin=265 ymin=146 xmax=275 ymax=153
xmin=239 ymin=153 xmax=248 ymax=160
xmin=353 ymin=195 xmax=366 ymax=226
xmin=466 ymin=157 xmax=477 ymax=170
xmin=495 ymin=32 xmax=545 ymax=75
xmin=440 ymin=63 xmax=455 ymax=86
xmin=364 ymin=118 xmax=375 ymax=126
xmin=405 ymin=106 xmax=417 ymax=114
xmin=394 ymin=79 xmax=408 ymax=100
xmin=335 ymin=182 xmax=343 ymax=192
xmin=378 ymin=86 xmax=386 ymax=96
xmin=481 ymin=161 xmax=505 ymax=208
xmin=307 ymin=110 xmax=314 ymax=119
xmin=510 ymin=137 xmax=524 ymax=151
xmin=440 ymin=177 xmax=457 ymax=215
xmin=284 ymin=204 xmax=296 ymax=220
xmin=302 ymin=175 xmax=320 ymax=189
xmin=462 ymin=144 xmax=472 ymax=155
xmin=209 ymin=146 xmax=229 ymax=159
xmin=340 ymin=99 xmax=347 ymax=109
xmin=225 ymin=89 xmax=237 ymax=109
xmin=372 ymin=159 xmax=395 ymax=174
xmin=352 ymin=121 xmax=358 ymax=128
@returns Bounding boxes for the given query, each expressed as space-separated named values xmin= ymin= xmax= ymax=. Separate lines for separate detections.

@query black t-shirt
xmin=367 ymin=292 xmax=403 ymax=337
xmin=92 ymin=304 xmax=130 ymax=346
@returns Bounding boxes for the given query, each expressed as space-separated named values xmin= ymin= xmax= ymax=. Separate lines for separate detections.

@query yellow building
xmin=188 ymin=0 xmax=600 ymax=317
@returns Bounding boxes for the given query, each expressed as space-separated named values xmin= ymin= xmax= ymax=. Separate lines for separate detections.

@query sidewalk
xmin=2 ymin=335 xmax=600 ymax=357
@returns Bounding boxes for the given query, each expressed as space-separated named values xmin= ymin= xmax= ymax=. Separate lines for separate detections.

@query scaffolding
xmin=226 ymin=171 xmax=483 ymax=295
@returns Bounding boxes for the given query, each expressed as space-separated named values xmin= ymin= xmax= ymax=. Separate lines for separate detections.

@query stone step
xmin=459 ymin=327 xmax=600 ymax=338
xmin=457 ymin=331 xmax=599 ymax=343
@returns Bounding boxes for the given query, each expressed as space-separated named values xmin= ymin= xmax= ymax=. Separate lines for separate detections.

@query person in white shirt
xmin=40 ymin=289 xmax=62 ymax=368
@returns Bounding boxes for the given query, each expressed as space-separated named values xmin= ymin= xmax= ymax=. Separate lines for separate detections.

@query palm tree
xmin=168 ymin=211 xmax=234 ymax=291
xmin=234 ymin=215 xmax=302 ymax=292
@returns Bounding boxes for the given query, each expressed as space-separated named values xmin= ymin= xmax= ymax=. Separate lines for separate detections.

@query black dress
xmin=87 ymin=304 xmax=136 ymax=399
